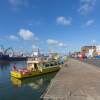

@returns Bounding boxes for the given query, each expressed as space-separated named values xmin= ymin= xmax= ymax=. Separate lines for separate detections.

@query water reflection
xmin=11 ymin=72 xmax=57 ymax=90
xmin=0 ymin=62 xmax=10 ymax=71
xmin=0 ymin=61 xmax=57 ymax=100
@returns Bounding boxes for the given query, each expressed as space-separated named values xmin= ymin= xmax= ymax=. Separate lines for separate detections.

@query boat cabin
xmin=27 ymin=56 xmax=63 ymax=71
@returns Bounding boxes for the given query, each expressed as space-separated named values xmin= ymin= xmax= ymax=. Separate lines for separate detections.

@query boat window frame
xmin=44 ymin=63 xmax=50 ymax=67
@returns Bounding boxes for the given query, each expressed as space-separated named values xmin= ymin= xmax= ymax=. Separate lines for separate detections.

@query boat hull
xmin=9 ymin=57 xmax=27 ymax=61
xmin=11 ymin=66 xmax=60 ymax=79
xmin=0 ymin=55 xmax=10 ymax=64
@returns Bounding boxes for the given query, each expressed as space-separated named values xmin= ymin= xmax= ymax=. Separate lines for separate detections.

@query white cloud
xmin=78 ymin=0 xmax=96 ymax=14
xmin=9 ymin=0 xmax=20 ymax=6
xmin=34 ymin=37 xmax=39 ymax=41
xmin=19 ymin=29 xmax=34 ymax=40
xmin=56 ymin=16 xmax=72 ymax=26
xmin=58 ymin=42 xmax=66 ymax=47
xmin=0 ymin=35 xmax=18 ymax=41
xmin=32 ymin=45 xmax=37 ymax=49
xmin=47 ymin=39 xmax=59 ymax=45
xmin=47 ymin=39 xmax=67 ymax=47
xmin=85 ymin=19 xmax=94 ymax=26
xmin=8 ymin=35 xmax=18 ymax=40
xmin=9 ymin=0 xmax=28 ymax=10
xmin=92 ymin=39 xmax=96 ymax=43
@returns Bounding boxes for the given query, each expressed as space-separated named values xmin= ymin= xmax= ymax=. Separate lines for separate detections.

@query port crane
xmin=0 ymin=45 xmax=14 ymax=56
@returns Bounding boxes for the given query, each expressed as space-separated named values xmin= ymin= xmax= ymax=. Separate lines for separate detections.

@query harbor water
xmin=0 ymin=61 xmax=57 ymax=100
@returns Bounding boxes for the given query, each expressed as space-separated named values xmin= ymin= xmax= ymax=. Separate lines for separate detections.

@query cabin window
xmin=44 ymin=58 xmax=47 ymax=60
xmin=45 ymin=64 xmax=49 ymax=67
xmin=54 ymin=62 xmax=58 ymax=65
xmin=34 ymin=63 xmax=38 ymax=70
xmin=58 ymin=61 xmax=63 ymax=65
xmin=50 ymin=62 xmax=55 ymax=66
xmin=50 ymin=63 xmax=54 ymax=66
xmin=61 ymin=61 xmax=64 ymax=64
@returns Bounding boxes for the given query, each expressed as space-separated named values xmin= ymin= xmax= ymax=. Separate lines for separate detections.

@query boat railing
xmin=27 ymin=57 xmax=49 ymax=62
xmin=41 ymin=60 xmax=64 ymax=69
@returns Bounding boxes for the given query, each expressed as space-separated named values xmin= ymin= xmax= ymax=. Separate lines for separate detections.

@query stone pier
xmin=42 ymin=59 xmax=100 ymax=100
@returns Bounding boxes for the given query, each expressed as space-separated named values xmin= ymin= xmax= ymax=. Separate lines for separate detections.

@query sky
xmin=0 ymin=0 xmax=100 ymax=53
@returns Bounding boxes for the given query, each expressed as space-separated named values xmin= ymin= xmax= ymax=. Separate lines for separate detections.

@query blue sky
xmin=0 ymin=0 xmax=100 ymax=53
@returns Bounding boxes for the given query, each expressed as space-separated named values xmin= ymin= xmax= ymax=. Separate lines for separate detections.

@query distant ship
xmin=0 ymin=53 xmax=27 ymax=62
xmin=0 ymin=46 xmax=27 ymax=62
xmin=9 ymin=56 xmax=27 ymax=61
xmin=0 ymin=52 xmax=10 ymax=63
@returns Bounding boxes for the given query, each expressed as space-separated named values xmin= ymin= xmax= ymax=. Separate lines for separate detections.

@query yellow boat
xmin=11 ymin=72 xmax=57 ymax=87
xmin=11 ymin=55 xmax=64 ymax=79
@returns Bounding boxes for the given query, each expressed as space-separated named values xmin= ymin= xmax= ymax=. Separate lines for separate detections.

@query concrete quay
xmin=42 ymin=59 xmax=100 ymax=100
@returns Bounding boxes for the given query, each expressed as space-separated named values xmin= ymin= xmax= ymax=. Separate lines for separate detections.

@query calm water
xmin=0 ymin=61 xmax=57 ymax=100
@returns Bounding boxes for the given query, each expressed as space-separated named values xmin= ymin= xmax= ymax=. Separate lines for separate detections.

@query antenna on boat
xmin=0 ymin=45 xmax=5 ymax=54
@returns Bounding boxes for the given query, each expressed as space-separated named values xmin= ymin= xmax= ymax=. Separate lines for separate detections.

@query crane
xmin=0 ymin=45 xmax=5 ymax=54
xmin=4 ymin=47 xmax=14 ymax=55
